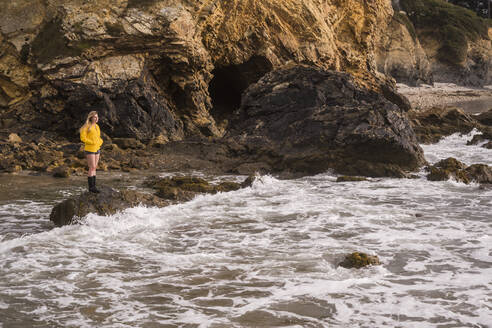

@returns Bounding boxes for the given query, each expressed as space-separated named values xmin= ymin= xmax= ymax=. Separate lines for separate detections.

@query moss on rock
xmin=338 ymin=252 xmax=381 ymax=269
xmin=400 ymin=0 xmax=490 ymax=66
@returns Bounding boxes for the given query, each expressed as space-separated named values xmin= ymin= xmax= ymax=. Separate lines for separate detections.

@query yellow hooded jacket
xmin=80 ymin=124 xmax=103 ymax=152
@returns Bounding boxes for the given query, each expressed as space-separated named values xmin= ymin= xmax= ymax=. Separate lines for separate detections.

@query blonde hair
xmin=79 ymin=111 xmax=98 ymax=133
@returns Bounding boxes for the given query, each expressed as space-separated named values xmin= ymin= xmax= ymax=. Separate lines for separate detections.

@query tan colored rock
xmin=0 ymin=0 xmax=397 ymax=141
xmin=8 ymin=133 xmax=22 ymax=143
xmin=376 ymin=12 xmax=432 ymax=86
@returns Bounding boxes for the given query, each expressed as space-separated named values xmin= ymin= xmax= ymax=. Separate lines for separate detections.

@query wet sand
xmin=398 ymin=83 xmax=492 ymax=113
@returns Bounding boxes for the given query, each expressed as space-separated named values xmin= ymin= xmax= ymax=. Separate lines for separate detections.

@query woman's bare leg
xmin=86 ymin=154 xmax=96 ymax=176
xmin=94 ymin=153 xmax=100 ymax=175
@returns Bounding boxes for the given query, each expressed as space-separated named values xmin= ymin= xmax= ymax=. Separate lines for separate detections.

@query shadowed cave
xmin=208 ymin=56 xmax=273 ymax=127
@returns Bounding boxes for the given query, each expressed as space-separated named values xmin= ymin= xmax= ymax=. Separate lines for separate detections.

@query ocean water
xmin=0 ymin=131 xmax=491 ymax=327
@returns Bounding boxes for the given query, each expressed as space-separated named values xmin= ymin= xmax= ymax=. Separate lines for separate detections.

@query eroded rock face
xmin=226 ymin=65 xmax=426 ymax=177
xmin=0 ymin=0 xmax=398 ymax=142
xmin=49 ymin=187 xmax=169 ymax=227
xmin=376 ymin=12 xmax=433 ymax=86
xmin=399 ymin=0 xmax=492 ymax=87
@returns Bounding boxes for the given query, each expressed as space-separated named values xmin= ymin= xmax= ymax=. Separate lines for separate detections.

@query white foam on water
xmin=0 ymin=140 xmax=491 ymax=326
xmin=421 ymin=129 xmax=492 ymax=165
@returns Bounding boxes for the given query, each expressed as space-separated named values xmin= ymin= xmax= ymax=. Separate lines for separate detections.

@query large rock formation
xmin=376 ymin=11 xmax=433 ymax=86
xmin=225 ymin=65 xmax=426 ymax=177
xmin=0 ymin=0 xmax=397 ymax=142
xmin=399 ymin=0 xmax=492 ymax=87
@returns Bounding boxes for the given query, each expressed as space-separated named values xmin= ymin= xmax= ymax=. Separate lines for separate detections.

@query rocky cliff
xmin=0 ymin=0 xmax=396 ymax=142
xmin=376 ymin=11 xmax=433 ymax=86
xmin=380 ymin=0 xmax=492 ymax=87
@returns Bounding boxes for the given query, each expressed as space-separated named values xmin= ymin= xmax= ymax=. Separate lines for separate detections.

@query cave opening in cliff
xmin=209 ymin=56 xmax=273 ymax=128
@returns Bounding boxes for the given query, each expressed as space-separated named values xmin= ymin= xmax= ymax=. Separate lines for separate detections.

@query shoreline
xmin=398 ymin=83 xmax=492 ymax=113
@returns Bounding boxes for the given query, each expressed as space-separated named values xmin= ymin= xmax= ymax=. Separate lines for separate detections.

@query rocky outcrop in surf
xmin=144 ymin=175 xmax=250 ymax=201
xmin=426 ymin=157 xmax=492 ymax=184
xmin=408 ymin=107 xmax=479 ymax=143
xmin=50 ymin=175 xmax=254 ymax=226
xmin=338 ymin=252 xmax=381 ymax=269
xmin=225 ymin=66 xmax=426 ymax=177
xmin=50 ymin=187 xmax=169 ymax=227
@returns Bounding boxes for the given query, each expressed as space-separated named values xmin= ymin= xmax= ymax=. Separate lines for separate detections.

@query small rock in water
xmin=336 ymin=176 xmax=367 ymax=182
xmin=338 ymin=252 xmax=381 ymax=269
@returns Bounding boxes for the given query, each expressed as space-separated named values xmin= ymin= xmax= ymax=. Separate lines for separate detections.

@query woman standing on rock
xmin=80 ymin=111 xmax=103 ymax=193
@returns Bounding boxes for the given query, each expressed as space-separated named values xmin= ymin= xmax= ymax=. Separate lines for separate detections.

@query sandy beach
xmin=398 ymin=83 xmax=492 ymax=113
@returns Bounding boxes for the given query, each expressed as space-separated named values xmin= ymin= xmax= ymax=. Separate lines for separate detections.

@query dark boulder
xmin=426 ymin=158 xmax=470 ymax=183
xmin=465 ymin=164 xmax=492 ymax=184
xmin=409 ymin=107 xmax=478 ymax=144
xmin=50 ymin=187 xmax=169 ymax=227
xmin=476 ymin=109 xmax=492 ymax=126
xmin=338 ymin=252 xmax=381 ymax=269
xmin=226 ymin=65 xmax=426 ymax=177
xmin=39 ymin=69 xmax=182 ymax=142
xmin=426 ymin=157 xmax=492 ymax=184
xmin=52 ymin=166 xmax=71 ymax=178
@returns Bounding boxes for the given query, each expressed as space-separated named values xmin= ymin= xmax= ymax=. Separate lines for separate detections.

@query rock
xmin=380 ymin=83 xmax=412 ymax=112
xmin=52 ymin=166 xmax=71 ymax=178
xmin=146 ymin=176 xmax=245 ymax=201
xmin=376 ymin=12 xmax=433 ymax=86
xmin=336 ymin=176 xmax=368 ymax=182
xmin=1 ymin=0 xmax=403 ymax=144
xmin=409 ymin=107 xmax=478 ymax=143
xmin=465 ymin=164 xmax=492 ymax=184
xmin=215 ymin=181 xmax=242 ymax=192
xmin=400 ymin=0 xmax=492 ymax=87
xmin=49 ymin=187 xmax=169 ymax=227
xmin=476 ymin=109 xmax=492 ymax=126
xmin=5 ymin=165 xmax=23 ymax=173
xmin=8 ymin=133 xmax=22 ymax=143
xmin=338 ymin=252 xmax=381 ymax=269
xmin=148 ymin=134 xmax=169 ymax=148
xmin=426 ymin=158 xmax=492 ymax=184
xmin=233 ymin=162 xmax=272 ymax=176
xmin=112 ymin=138 xmax=145 ymax=150
xmin=226 ymin=65 xmax=426 ymax=177
xmin=240 ymin=175 xmax=257 ymax=188
xmin=426 ymin=158 xmax=470 ymax=183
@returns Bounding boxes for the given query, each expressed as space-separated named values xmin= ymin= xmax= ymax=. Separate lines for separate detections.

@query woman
xmin=80 ymin=111 xmax=103 ymax=193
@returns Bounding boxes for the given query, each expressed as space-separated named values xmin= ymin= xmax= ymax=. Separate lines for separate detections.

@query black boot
xmin=92 ymin=176 xmax=100 ymax=193
xmin=89 ymin=176 xmax=100 ymax=193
